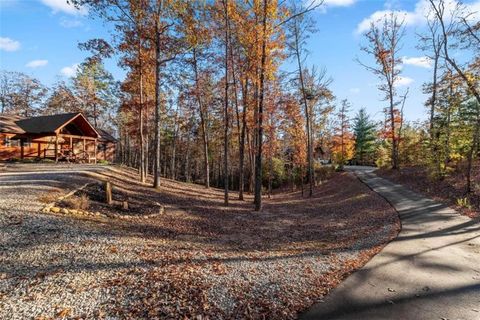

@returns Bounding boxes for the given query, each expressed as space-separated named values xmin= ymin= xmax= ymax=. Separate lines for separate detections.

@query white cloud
xmin=60 ymin=18 xmax=83 ymax=28
xmin=60 ymin=63 xmax=79 ymax=77
xmin=355 ymin=0 xmax=480 ymax=34
xmin=355 ymin=9 xmax=418 ymax=34
xmin=349 ymin=88 xmax=361 ymax=94
xmin=40 ymin=0 xmax=87 ymax=15
xmin=0 ymin=37 xmax=20 ymax=52
xmin=315 ymin=0 xmax=356 ymax=13
xmin=402 ymin=56 xmax=432 ymax=69
xmin=395 ymin=76 xmax=414 ymax=87
xmin=324 ymin=0 xmax=356 ymax=7
xmin=26 ymin=59 xmax=48 ymax=68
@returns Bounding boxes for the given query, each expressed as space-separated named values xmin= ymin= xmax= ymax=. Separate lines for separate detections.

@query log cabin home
xmin=0 ymin=112 xmax=116 ymax=163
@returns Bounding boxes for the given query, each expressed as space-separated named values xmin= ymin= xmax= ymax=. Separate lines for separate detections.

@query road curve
xmin=301 ymin=166 xmax=480 ymax=320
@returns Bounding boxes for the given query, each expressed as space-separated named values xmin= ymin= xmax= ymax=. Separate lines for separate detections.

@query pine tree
xmin=353 ymin=108 xmax=377 ymax=165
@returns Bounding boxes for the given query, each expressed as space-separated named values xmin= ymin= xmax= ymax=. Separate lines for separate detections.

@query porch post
xmin=69 ymin=136 xmax=73 ymax=150
xmin=83 ymin=138 xmax=86 ymax=163
xmin=55 ymin=134 xmax=59 ymax=163
xmin=94 ymin=139 xmax=97 ymax=164
xmin=19 ymin=139 xmax=24 ymax=160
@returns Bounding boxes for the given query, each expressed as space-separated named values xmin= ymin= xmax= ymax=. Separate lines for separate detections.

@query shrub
xmin=98 ymin=159 xmax=110 ymax=165
xmin=456 ymin=197 xmax=472 ymax=209
xmin=62 ymin=194 xmax=90 ymax=210
xmin=262 ymin=157 xmax=286 ymax=189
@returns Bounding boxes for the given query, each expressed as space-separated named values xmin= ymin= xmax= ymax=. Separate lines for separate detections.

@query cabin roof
xmin=16 ymin=113 xmax=83 ymax=134
xmin=0 ymin=113 xmax=115 ymax=141
xmin=96 ymin=128 xmax=118 ymax=143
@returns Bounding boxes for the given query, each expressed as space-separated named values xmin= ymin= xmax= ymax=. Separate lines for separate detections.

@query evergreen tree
xmin=72 ymin=59 xmax=116 ymax=128
xmin=353 ymin=108 xmax=377 ymax=165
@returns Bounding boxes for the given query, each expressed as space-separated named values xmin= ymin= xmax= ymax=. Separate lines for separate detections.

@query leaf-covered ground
xmin=377 ymin=163 xmax=480 ymax=219
xmin=0 ymin=165 xmax=399 ymax=319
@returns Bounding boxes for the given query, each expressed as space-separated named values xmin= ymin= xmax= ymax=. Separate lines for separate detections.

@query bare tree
xmin=358 ymin=12 xmax=406 ymax=169
xmin=418 ymin=12 xmax=445 ymax=177
xmin=0 ymin=71 xmax=16 ymax=113
xmin=286 ymin=1 xmax=318 ymax=197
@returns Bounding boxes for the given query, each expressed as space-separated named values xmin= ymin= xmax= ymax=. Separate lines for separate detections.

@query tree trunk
xmin=192 ymin=48 xmax=210 ymax=188
xmin=185 ymin=129 xmax=191 ymax=182
xmin=223 ymin=0 xmax=230 ymax=206
xmin=239 ymin=78 xmax=249 ymax=200
xmin=293 ymin=19 xmax=313 ymax=197
xmin=254 ymin=0 xmax=268 ymax=211
xmin=139 ymin=106 xmax=145 ymax=182
xmin=153 ymin=11 xmax=162 ymax=189
xmin=466 ymin=104 xmax=480 ymax=193
xmin=389 ymin=83 xmax=398 ymax=169
xmin=268 ymin=155 xmax=272 ymax=199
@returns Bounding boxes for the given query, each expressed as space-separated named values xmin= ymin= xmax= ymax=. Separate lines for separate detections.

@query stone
xmin=159 ymin=206 xmax=165 ymax=215
xmin=50 ymin=207 xmax=61 ymax=213
xmin=61 ymin=208 xmax=69 ymax=214
xmin=69 ymin=209 xmax=78 ymax=215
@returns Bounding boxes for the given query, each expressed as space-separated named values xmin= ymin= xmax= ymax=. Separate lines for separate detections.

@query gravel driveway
xmin=0 ymin=164 xmax=399 ymax=319
xmin=0 ymin=165 xmax=142 ymax=319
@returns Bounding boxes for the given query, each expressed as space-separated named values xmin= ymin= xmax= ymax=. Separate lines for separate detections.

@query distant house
xmin=0 ymin=112 xmax=116 ymax=163
xmin=314 ymin=145 xmax=331 ymax=164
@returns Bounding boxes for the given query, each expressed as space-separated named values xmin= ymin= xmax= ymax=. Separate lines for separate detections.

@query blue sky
xmin=1 ymin=0 xmax=479 ymax=121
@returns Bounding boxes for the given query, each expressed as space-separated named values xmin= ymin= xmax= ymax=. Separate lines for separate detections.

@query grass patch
xmin=37 ymin=190 xmax=62 ymax=203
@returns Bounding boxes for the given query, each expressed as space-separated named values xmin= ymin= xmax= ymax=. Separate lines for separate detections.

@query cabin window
xmin=4 ymin=137 xmax=20 ymax=147
xmin=97 ymin=143 xmax=107 ymax=152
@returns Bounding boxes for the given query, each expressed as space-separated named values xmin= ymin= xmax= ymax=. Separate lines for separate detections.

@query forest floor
xmin=0 ymin=164 xmax=399 ymax=319
xmin=377 ymin=162 xmax=480 ymax=219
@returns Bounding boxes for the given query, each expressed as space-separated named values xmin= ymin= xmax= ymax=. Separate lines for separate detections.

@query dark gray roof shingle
xmin=0 ymin=113 xmax=103 ymax=139
xmin=15 ymin=113 xmax=80 ymax=134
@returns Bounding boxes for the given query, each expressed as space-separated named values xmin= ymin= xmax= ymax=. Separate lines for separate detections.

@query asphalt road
xmin=302 ymin=166 xmax=480 ymax=320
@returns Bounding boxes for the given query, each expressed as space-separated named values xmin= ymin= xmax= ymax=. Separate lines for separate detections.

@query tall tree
xmin=71 ymin=0 xmax=151 ymax=183
xmin=332 ymin=99 xmax=353 ymax=170
xmin=428 ymin=0 xmax=480 ymax=192
xmin=0 ymin=71 xmax=17 ymax=114
xmin=359 ymin=12 xmax=405 ymax=169
xmin=153 ymin=0 xmax=188 ymax=189
xmin=72 ymin=59 xmax=115 ymax=127
xmin=184 ymin=3 xmax=213 ymax=188
xmin=222 ymin=0 xmax=230 ymax=205
xmin=44 ymin=81 xmax=81 ymax=115
xmin=286 ymin=1 xmax=317 ymax=197
xmin=418 ymin=10 xmax=444 ymax=178
xmin=7 ymin=73 xmax=47 ymax=117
